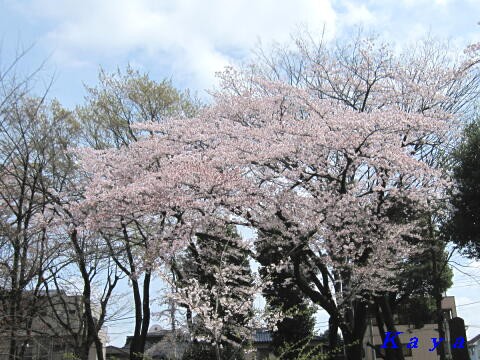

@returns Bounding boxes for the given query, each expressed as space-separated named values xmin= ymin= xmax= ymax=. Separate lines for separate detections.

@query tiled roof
xmin=106 ymin=345 xmax=129 ymax=356
xmin=468 ymin=333 xmax=480 ymax=346
xmin=254 ymin=329 xmax=272 ymax=343
xmin=252 ymin=329 xmax=324 ymax=344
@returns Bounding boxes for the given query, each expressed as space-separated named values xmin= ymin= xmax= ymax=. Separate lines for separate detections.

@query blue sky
xmin=1 ymin=0 xmax=480 ymax=347
xmin=1 ymin=0 xmax=479 ymax=108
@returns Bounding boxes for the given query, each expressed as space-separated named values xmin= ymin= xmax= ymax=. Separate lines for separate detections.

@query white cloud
xmin=17 ymin=0 xmax=337 ymax=90
xmin=7 ymin=0 xmax=477 ymax=94
xmin=339 ymin=1 xmax=377 ymax=26
xmin=401 ymin=0 xmax=451 ymax=7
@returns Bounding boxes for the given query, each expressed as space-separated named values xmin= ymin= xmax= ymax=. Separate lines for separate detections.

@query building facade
xmin=0 ymin=290 xmax=105 ymax=360
xmin=363 ymin=296 xmax=461 ymax=360
xmin=468 ymin=333 xmax=480 ymax=360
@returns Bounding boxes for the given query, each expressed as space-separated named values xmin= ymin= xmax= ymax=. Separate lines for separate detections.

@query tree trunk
xmin=71 ymin=229 xmax=105 ymax=360
xmin=129 ymin=271 xmax=151 ymax=360
xmin=186 ymin=307 xmax=193 ymax=331
xmin=214 ymin=342 xmax=221 ymax=360
xmin=434 ymin=287 xmax=447 ymax=360
xmin=78 ymin=342 xmax=91 ymax=360
xmin=140 ymin=270 xmax=151 ymax=354
xmin=377 ymin=296 xmax=405 ymax=360
xmin=83 ymin=289 xmax=105 ymax=360
xmin=94 ymin=335 xmax=104 ymax=360
xmin=374 ymin=301 xmax=403 ymax=360
xmin=8 ymin=237 xmax=21 ymax=360
xmin=8 ymin=336 xmax=16 ymax=360
xmin=343 ymin=333 xmax=364 ymax=360
xmin=430 ymin=221 xmax=447 ymax=360
xmin=130 ymin=277 xmax=143 ymax=360
xmin=339 ymin=299 xmax=369 ymax=360
xmin=328 ymin=317 xmax=339 ymax=359
xmin=7 ymin=295 xmax=19 ymax=360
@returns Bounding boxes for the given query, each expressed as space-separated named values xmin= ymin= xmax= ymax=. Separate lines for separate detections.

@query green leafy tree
xmin=446 ymin=118 xmax=480 ymax=258
xmin=76 ymin=66 xmax=200 ymax=360
xmin=371 ymin=203 xmax=454 ymax=360
xmin=255 ymin=233 xmax=318 ymax=360
xmin=77 ymin=65 xmax=200 ymax=149
xmin=394 ymin=246 xmax=453 ymax=328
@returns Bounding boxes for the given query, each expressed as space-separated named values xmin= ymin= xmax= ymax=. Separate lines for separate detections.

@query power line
xmin=451 ymin=283 xmax=480 ymax=289
xmin=457 ymin=300 xmax=480 ymax=308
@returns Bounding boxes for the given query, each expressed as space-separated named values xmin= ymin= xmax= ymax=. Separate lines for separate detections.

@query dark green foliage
xmin=255 ymin=234 xmax=317 ymax=360
xmin=396 ymin=244 xmax=453 ymax=301
xmin=273 ymin=310 xmax=317 ymax=359
xmin=447 ymin=119 xmax=480 ymax=258
xmin=396 ymin=296 xmax=436 ymax=328
xmin=382 ymin=193 xmax=453 ymax=320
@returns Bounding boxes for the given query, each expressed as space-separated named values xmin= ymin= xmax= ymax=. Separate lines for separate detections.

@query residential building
xmin=109 ymin=326 xmax=329 ymax=360
xmin=468 ymin=333 xmax=480 ymax=360
xmin=0 ymin=290 xmax=106 ymax=360
xmin=108 ymin=326 xmax=331 ymax=360
xmin=106 ymin=325 xmax=189 ymax=360
xmin=363 ymin=296 xmax=461 ymax=360
xmin=245 ymin=328 xmax=331 ymax=360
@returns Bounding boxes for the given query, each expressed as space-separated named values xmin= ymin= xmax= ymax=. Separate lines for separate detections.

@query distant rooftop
xmin=468 ymin=333 xmax=480 ymax=346
xmin=254 ymin=329 xmax=272 ymax=343
xmin=252 ymin=328 xmax=324 ymax=344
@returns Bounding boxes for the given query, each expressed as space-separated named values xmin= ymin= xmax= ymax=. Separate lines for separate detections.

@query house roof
xmin=252 ymin=329 xmax=324 ymax=344
xmin=254 ymin=329 xmax=272 ymax=343
xmin=117 ymin=327 xmax=324 ymax=350
xmin=468 ymin=333 xmax=480 ymax=346
xmin=106 ymin=345 xmax=129 ymax=356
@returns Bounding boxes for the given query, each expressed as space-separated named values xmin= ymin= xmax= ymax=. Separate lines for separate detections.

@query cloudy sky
xmin=1 ymin=0 xmax=480 ymax=347
xmin=1 ymin=0 xmax=479 ymax=107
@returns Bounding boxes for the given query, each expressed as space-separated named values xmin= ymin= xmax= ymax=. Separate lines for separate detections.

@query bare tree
xmin=0 ymin=92 xmax=78 ymax=359
xmin=41 ymin=228 xmax=126 ymax=360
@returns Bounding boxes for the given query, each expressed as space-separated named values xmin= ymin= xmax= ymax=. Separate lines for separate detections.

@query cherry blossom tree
xmin=77 ymin=38 xmax=480 ymax=360
xmin=251 ymin=34 xmax=480 ymax=360
xmin=77 ymin=83 xmax=443 ymax=359
xmin=76 ymin=66 xmax=201 ymax=360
